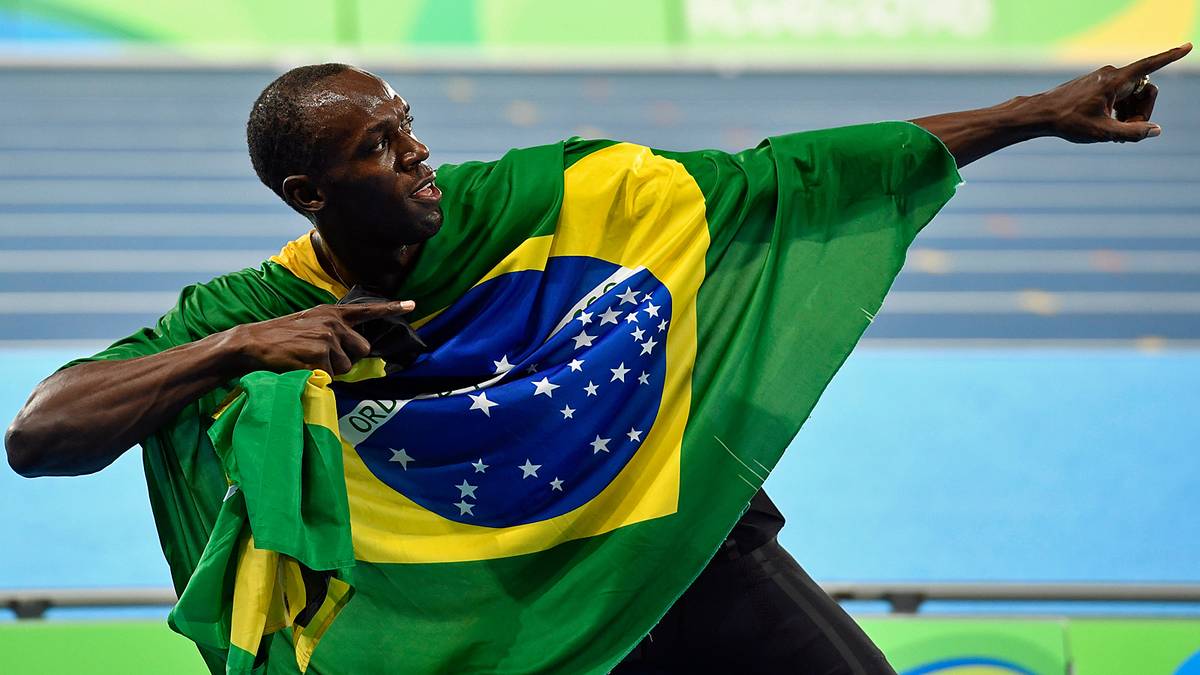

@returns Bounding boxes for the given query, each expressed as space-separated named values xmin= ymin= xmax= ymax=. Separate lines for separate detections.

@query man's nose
xmin=397 ymin=135 xmax=430 ymax=171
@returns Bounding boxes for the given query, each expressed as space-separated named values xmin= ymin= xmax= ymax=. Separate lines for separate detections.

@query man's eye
xmin=402 ymin=115 xmax=414 ymax=133
xmin=373 ymin=137 xmax=388 ymax=152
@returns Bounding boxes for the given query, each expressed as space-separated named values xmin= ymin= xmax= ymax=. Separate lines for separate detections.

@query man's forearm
xmin=910 ymin=95 xmax=1054 ymax=168
xmin=911 ymin=44 xmax=1192 ymax=166
xmin=5 ymin=300 xmax=414 ymax=478
xmin=5 ymin=332 xmax=245 ymax=477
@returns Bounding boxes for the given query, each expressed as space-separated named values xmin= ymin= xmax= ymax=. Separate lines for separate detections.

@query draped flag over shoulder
xmin=158 ymin=122 xmax=961 ymax=674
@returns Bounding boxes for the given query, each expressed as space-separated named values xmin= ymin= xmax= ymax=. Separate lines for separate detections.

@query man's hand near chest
xmin=5 ymin=300 xmax=414 ymax=478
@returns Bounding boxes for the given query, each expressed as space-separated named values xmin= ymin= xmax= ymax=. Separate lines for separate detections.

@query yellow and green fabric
xmin=167 ymin=369 xmax=354 ymax=673
xmin=71 ymin=122 xmax=959 ymax=673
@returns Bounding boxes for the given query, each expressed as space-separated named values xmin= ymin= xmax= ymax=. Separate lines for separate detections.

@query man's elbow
xmin=5 ymin=419 xmax=46 ymax=478
xmin=6 ymin=406 xmax=125 ymax=478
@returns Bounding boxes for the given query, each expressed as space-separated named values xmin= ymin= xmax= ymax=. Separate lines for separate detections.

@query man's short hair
xmin=246 ymin=63 xmax=353 ymax=213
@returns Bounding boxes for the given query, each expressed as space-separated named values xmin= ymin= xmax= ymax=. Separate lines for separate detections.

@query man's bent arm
xmin=5 ymin=301 xmax=412 ymax=478
xmin=6 ymin=334 xmax=248 ymax=477
xmin=911 ymin=43 xmax=1191 ymax=168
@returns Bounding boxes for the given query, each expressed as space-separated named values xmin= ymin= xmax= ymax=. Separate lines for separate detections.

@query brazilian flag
xmin=78 ymin=122 xmax=959 ymax=673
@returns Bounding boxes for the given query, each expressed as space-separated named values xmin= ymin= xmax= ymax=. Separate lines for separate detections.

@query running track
xmin=0 ymin=68 xmax=1197 ymax=346
xmin=1 ymin=70 xmax=1197 ymax=609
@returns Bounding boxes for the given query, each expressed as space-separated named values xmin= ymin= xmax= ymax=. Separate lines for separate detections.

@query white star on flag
xmin=658 ymin=319 xmax=669 ymax=332
xmin=640 ymin=337 xmax=658 ymax=355
xmin=550 ymin=477 xmax=564 ymax=491
xmin=590 ymin=435 xmax=611 ymax=453
xmin=454 ymin=500 xmax=474 ymax=516
xmin=627 ymin=428 xmax=643 ymax=442
xmin=584 ymin=381 xmax=599 ymax=396
xmin=630 ymin=327 xmax=645 ymax=341
xmin=472 ymin=458 xmax=488 ymax=473
xmin=576 ymin=310 xmax=593 ymax=325
xmin=532 ymin=377 xmax=559 ymax=398
xmin=560 ymin=404 xmax=575 ymax=419
xmin=525 ymin=363 xmax=539 ymax=374
xmin=519 ymin=459 xmax=541 ymax=478
xmin=568 ymin=358 xmax=585 ymax=372
xmin=598 ymin=307 xmax=621 ymax=325
xmin=617 ymin=287 xmax=639 ymax=305
xmin=388 ymin=448 xmax=414 ymax=469
xmin=625 ymin=311 xmax=639 ymax=324
xmin=643 ymin=302 xmax=661 ymax=318
xmin=610 ymin=363 xmax=629 ymax=382
xmin=638 ymin=371 xmax=650 ymax=385
xmin=455 ymin=480 xmax=478 ymax=499
xmin=468 ymin=391 xmax=499 ymax=417
xmin=492 ymin=355 xmax=514 ymax=375
xmin=572 ymin=331 xmax=596 ymax=349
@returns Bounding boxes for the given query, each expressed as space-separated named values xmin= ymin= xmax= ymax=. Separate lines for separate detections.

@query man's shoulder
xmin=170 ymin=233 xmax=343 ymax=335
xmin=60 ymin=239 xmax=337 ymax=370
xmin=173 ymin=259 xmax=328 ymax=321
xmin=179 ymin=231 xmax=345 ymax=320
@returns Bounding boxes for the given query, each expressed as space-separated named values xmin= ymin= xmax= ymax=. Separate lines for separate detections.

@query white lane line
xmin=0 ymin=183 xmax=274 ymax=205
xmin=0 ymin=340 xmax=110 ymax=350
xmin=883 ymin=291 xmax=1200 ymax=314
xmin=909 ymin=250 xmax=1200 ymax=274
xmin=3 ymin=248 xmax=1199 ymax=274
xmin=926 ymin=216 xmax=1200 ymax=239
xmin=0 ymin=151 xmax=482 ymax=177
xmin=5 ymin=214 xmax=1195 ymax=239
xmin=1 ymin=291 xmax=1197 ymax=316
xmin=0 ymin=250 xmax=270 ymax=272
xmin=0 ymin=292 xmax=178 ymax=313
xmin=0 ymin=217 xmax=299 ymax=237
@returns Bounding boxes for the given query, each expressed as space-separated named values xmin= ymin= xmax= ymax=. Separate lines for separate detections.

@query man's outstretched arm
xmin=912 ymin=43 xmax=1192 ymax=168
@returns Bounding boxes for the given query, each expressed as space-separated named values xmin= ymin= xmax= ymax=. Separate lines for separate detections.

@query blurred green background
xmin=4 ymin=617 xmax=1200 ymax=674
xmin=0 ymin=0 xmax=1196 ymax=66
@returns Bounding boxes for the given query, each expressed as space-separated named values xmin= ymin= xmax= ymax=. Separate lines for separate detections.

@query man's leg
xmin=614 ymin=538 xmax=895 ymax=674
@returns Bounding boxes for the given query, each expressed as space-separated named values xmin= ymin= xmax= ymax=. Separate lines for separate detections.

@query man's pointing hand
xmin=1043 ymin=43 xmax=1192 ymax=144
xmin=226 ymin=300 xmax=417 ymax=376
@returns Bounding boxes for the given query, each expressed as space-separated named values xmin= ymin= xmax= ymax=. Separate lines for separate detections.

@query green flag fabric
xmin=167 ymin=369 xmax=355 ymax=673
xmin=69 ymin=122 xmax=960 ymax=674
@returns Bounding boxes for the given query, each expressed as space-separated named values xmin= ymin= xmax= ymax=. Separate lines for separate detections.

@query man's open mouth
xmin=410 ymin=172 xmax=441 ymax=202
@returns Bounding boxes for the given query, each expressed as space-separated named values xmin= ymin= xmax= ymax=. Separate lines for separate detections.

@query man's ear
xmin=282 ymin=175 xmax=326 ymax=214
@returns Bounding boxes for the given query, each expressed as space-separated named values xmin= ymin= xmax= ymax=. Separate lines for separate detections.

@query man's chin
xmin=379 ymin=205 xmax=443 ymax=247
xmin=410 ymin=207 xmax=444 ymax=242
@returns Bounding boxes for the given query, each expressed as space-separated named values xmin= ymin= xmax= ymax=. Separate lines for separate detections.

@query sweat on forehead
xmin=346 ymin=66 xmax=400 ymax=98
xmin=295 ymin=89 xmax=354 ymax=109
xmin=298 ymin=70 xmax=403 ymax=112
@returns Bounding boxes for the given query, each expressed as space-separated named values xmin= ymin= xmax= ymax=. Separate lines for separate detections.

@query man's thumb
xmin=1106 ymin=119 xmax=1162 ymax=142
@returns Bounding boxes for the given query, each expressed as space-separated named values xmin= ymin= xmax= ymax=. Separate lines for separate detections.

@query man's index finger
xmin=1122 ymin=43 xmax=1193 ymax=76
xmin=336 ymin=300 xmax=416 ymax=324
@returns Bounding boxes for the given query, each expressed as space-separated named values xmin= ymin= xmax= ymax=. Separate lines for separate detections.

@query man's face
xmin=304 ymin=68 xmax=443 ymax=246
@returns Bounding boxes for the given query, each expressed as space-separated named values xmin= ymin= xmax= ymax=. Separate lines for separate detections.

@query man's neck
xmin=310 ymin=229 xmax=419 ymax=297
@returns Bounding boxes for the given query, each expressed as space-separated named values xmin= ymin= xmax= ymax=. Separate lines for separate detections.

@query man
xmin=6 ymin=44 xmax=1191 ymax=674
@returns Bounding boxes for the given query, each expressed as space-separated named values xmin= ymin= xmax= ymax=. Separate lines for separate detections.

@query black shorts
xmin=612 ymin=538 xmax=896 ymax=675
